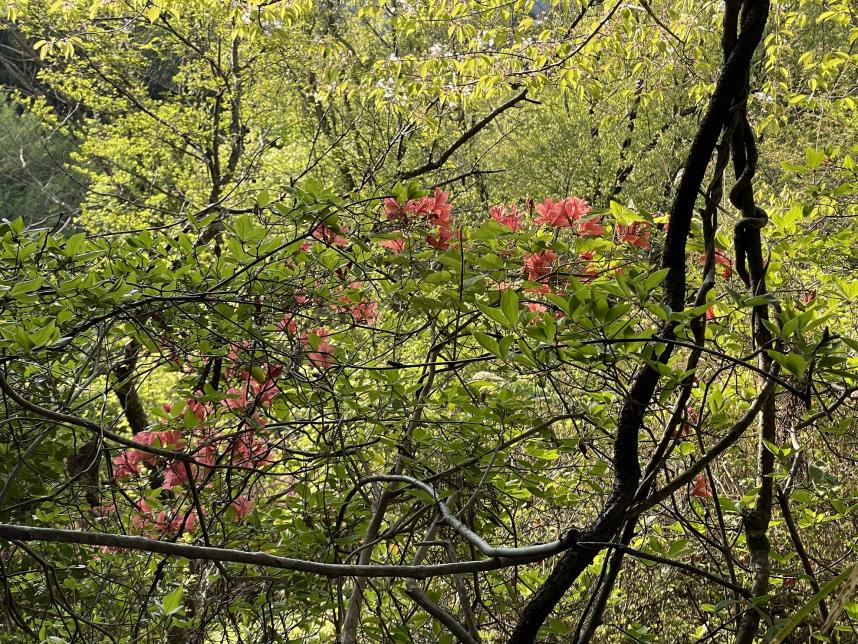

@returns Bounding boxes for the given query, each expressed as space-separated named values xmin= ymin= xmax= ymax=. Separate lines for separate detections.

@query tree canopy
xmin=0 ymin=0 xmax=856 ymax=642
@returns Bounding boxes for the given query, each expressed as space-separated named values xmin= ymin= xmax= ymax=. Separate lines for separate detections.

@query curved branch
xmin=360 ymin=475 xmax=577 ymax=560
xmin=398 ymin=89 xmax=529 ymax=181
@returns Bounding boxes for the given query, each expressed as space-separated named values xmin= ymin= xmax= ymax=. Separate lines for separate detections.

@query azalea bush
xmin=0 ymin=0 xmax=857 ymax=642
xmin=0 ymin=172 xmax=855 ymax=642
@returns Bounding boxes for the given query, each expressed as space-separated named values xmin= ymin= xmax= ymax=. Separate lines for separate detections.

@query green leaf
xmin=501 ymin=289 xmax=519 ymax=327
xmin=472 ymin=332 xmax=501 ymax=358
xmin=644 ymin=268 xmax=671 ymax=292
xmin=476 ymin=303 xmax=514 ymax=329
xmin=805 ymin=147 xmax=826 ymax=169
xmin=231 ymin=215 xmax=265 ymax=243
xmin=745 ymin=294 xmax=778 ymax=307
xmin=161 ymin=586 xmax=184 ymax=616
xmin=608 ymin=200 xmax=642 ymax=225
xmin=767 ymin=350 xmax=807 ymax=378
xmin=10 ymin=278 xmax=43 ymax=297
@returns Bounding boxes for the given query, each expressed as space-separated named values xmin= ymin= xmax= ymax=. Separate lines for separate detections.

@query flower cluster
xmin=533 ymin=197 xmax=601 ymax=235
xmin=615 ymin=222 xmax=651 ymax=249
xmin=489 ymin=204 xmax=522 ymax=232
xmin=131 ymin=500 xmax=197 ymax=536
xmin=301 ymin=327 xmax=336 ymax=369
xmin=380 ymin=188 xmax=455 ymax=252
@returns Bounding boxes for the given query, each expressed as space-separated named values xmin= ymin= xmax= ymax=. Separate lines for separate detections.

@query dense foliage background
xmin=0 ymin=0 xmax=855 ymax=642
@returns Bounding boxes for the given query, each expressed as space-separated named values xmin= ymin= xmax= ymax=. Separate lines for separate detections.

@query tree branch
xmin=398 ymin=89 xmax=529 ymax=181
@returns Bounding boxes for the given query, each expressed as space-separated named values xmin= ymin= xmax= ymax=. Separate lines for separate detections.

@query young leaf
xmin=501 ymin=289 xmax=519 ymax=327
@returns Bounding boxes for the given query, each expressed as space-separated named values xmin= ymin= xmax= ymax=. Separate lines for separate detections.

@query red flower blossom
xmin=135 ymin=430 xmax=184 ymax=450
xmin=523 ymin=250 xmax=557 ymax=281
xmin=112 ymin=450 xmax=146 ymax=479
xmin=224 ymin=386 xmax=249 ymax=410
xmin=382 ymin=197 xmax=419 ymax=223
xmin=534 ymin=198 xmax=572 ymax=228
xmin=426 ymin=225 xmax=454 ymax=250
xmin=185 ymin=399 xmax=208 ymax=423
xmin=302 ymin=327 xmax=336 ymax=369
xmin=427 ymin=188 xmax=453 ymax=227
xmin=561 ymin=197 xmax=591 ymax=221
xmin=577 ymin=217 xmax=605 ymax=237
xmin=228 ymin=433 xmax=274 ymax=468
xmin=691 ymin=474 xmax=712 ymax=499
xmin=524 ymin=302 xmax=548 ymax=322
xmin=278 ymin=313 xmax=298 ymax=335
xmin=379 ymin=236 xmax=406 ymax=253
xmin=489 ymin=204 xmax=522 ymax=232
xmin=310 ymin=223 xmax=349 ymax=247
xmin=162 ymin=460 xmax=194 ymax=490
xmin=676 ymin=406 xmax=698 ymax=439
xmin=231 ymin=496 xmax=255 ymax=521
xmin=616 ymin=222 xmax=651 ymax=249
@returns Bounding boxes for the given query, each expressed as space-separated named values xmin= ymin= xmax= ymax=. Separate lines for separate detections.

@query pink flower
xmin=489 ymin=204 xmax=522 ymax=232
xmin=523 ymin=250 xmax=557 ymax=281
xmin=534 ymin=198 xmax=572 ymax=228
xmin=705 ymin=307 xmax=716 ymax=321
xmin=302 ymin=328 xmax=335 ymax=369
xmin=278 ymin=313 xmax=298 ymax=335
xmin=185 ymin=399 xmax=208 ymax=423
xmin=334 ymin=284 xmax=379 ymax=325
xmin=379 ymin=236 xmax=406 ymax=253
xmin=577 ymin=217 xmax=604 ymax=237
xmin=691 ymin=474 xmax=712 ymax=499
xmin=131 ymin=500 xmax=153 ymax=531
xmin=616 ymin=222 xmax=651 ymax=249
xmin=562 ymin=197 xmax=591 ymax=221
xmin=132 ymin=501 xmax=196 ymax=538
xmin=229 ymin=433 xmax=273 ymax=468
xmin=226 ymin=340 xmax=253 ymax=363
xmin=250 ymin=377 xmax=279 ymax=406
xmin=133 ymin=430 xmax=183 ymax=451
xmin=676 ymin=406 xmax=698 ymax=439
xmin=223 ymin=386 xmax=250 ymax=410
xmin=231 ymin=496 xmax=255 ymax=521
xmin=382 ymin=197 xmax=405 ymax=220
xmin=579 ymin=251 xmax=595 ymax=261
xmin=162 ymin=461 xmax=193 ymax=490
xmin=194 ymin=443 xmax=218 ymax=467
xmin=353 ymin=300 xmax=378 ymax=324
xmin=113 ymin=450 xmax=145 ymax=479
xmin=382 ymin=197 xmax=419 ymax=223
xmin=310 ymin=223 xmax=349 ymax=247
xmin=426 ymin=225 xmax=454 ymax=250
xmin=427 ymin=188 xmax=452 ymax=227
xmin=524 ymin=302 xmax=548 ymax=323
xmin=157 ymin=508 xmax=196 ymax=534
